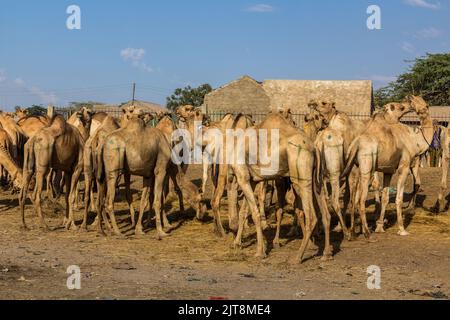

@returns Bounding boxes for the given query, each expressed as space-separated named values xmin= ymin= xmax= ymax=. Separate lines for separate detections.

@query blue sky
xmin=0 ymin=0 xmax=449 ymax=109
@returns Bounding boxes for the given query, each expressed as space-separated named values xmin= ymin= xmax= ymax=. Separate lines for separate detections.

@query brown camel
xmin=341 ymin=100 xmax=431 ymax=237
xmin=14 ymin=107 xmax=28 ymax=120
xmin=0 ymin=112 xmax=27 ymax=162
xmin=17 ymin=115 xmax=50 ymax=138
xmin=97 ymin=109 xmax=180 ymax=238
xmin=0 ymin=128 xmax=22 ymax=188
xmin=210 ymin=112 xmax=330 ymax=262
xmin=19 ymin=115 xmax=84 ymax=230
xmin=81 ymin=115 xmax=122 ymax=234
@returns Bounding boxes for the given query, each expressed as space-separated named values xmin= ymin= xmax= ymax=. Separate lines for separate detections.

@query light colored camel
xmin=308 ymin=101 xmax=384 ymax=239
xmin=0 ymin=112 xmax=27 ymax=162
xmin=81 ymin=115 xmax=122 ymax=234
xmin=14 ymin=107 xmax=28 ymax=120
xmin=341 ymin=100 xmax=432 ymax=237
xmin=0 ymin=128 xmax=13 ymax=183
xmin=97 ymin=110 xmax=179 ymax=238
xmin=19 ymin=115 xmax=85 ymax=230
xmin=403 ymin=96 xmax=448 ymax=213
xmin=0 ymin=129 xmax=22 ymax=188
xmin=226 ymin=113 xmax=330 ymax=262
xmin=17 ymin=115 xmax=50 ymax=139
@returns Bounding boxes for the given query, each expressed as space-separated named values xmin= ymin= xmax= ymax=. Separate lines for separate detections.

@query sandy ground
xmin=0 ymin=166 xmax=449 ymax=300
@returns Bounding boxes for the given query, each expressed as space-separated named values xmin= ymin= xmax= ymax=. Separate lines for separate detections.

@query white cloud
xmin=14 ymin=77 xmax=57 ymax=104
xmin=120 ymin=48 xmax=153 ymax=73
xmin=246 ymin=4 xmax=274 ymax=13
xmin=403 ymin=0 xmax=441 ymax=10
xmin=415 ymin=27 xmax=442 ymax=39
xmin=401 ymin=41 xmax=416 ymax=53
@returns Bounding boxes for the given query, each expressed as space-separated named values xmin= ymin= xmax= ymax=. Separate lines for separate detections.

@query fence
xmin=55 ymin=106 xmax=450 ymax=129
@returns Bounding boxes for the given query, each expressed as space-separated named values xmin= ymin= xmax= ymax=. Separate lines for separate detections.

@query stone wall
xmin=203 ymin=76 xmax=271 ymax=114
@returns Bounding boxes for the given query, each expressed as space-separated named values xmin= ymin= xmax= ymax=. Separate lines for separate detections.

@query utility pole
xmin=132 ymin=82 xmax=136 ymax=105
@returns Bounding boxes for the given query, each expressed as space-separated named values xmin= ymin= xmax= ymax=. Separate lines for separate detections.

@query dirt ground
xmin=0 ymin=166 xmax=449 ymax=300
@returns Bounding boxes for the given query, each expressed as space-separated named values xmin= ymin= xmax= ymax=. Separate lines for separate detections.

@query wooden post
xmin=132 ymin=82 xmax=136 ymax=105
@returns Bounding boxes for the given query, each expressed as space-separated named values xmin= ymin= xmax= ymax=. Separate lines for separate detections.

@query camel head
xmin=309 ymin=100 xmax=336 ymax=116
xmin=303 ymin=110 xmax=324 ymax=140
xmin=278 ymin=107 xmax=296 ymax=126
xmin=405 ymin=95 xmax=429 ymax=117
xmin=14 ymin=107 xmax=28 ymax=119
xmin=175 ymin=105 xmax=195 ymax=120
xmin=383 ymin=102 xmax=414 ymax=121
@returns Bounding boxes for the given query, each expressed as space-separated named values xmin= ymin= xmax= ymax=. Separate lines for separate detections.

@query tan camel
xmin=81 ymin=115 xmax=122 ymax=234
xmin=0 ymin=112 xmax=27 ymax=162
xmin=220 ymin=113 xmax=330 ymax=262
xmin=14 ymin=107 xmax=28 ymax=120
xmin=19 ymin=115 xmax=84 ymax=230
xmin=403 ymin=96 xmax=447 ymax=213
xmin=17 ymin=115 xmax=50 ymax=138
xmin=97 ymin=109 xmax=180 ymax=238
xmin=341 ymin=100 xmax=432 ymax=237
xmin=0 ymin=129 xmax=22 ymax=188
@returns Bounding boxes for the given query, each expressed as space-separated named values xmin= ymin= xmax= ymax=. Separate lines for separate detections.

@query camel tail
xmin=314 ymin=141 xmax=326 ymax=194
xmin=340 ymin=137 xmax=359 ymax=180
xmin=23 ymin=138 xmax=35 ymax=174
xmin=96 ymin=143 xmax=105 ymax=183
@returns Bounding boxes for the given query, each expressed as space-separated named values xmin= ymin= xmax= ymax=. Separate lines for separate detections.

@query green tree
xmin=166 ymin=84 xmax=212 ymax=111
xmin=374 ymin=53 xmax=450 ymax=107
xmin=26 ymin=104 xmax=47 ymax=116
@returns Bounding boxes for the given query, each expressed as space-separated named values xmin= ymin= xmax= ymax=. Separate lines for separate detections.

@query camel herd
xmin=0 ymin=95 xmax=448 ymax=263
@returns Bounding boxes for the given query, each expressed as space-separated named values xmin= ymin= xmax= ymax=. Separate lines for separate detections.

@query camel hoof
xmin=66 ymin=222 xmax=78 ymax=231
xmin=164 ymin=223 xmax=175 ymax=231
xmin=155 ymin=231 xmax=170 ymax=240
xmin=398 ymin=230 xmax=410 ymax=236
xmin=320 ymin=254 xmax=334 ymax=262
xmin=20 ymin=225 xmax=30 ymax=232
xmin=333 ymin=225 xmax=343 ymax=233
xmin=273 ymin=241 xmax=281 ymax=249
xmin=135 ymin=228 xmax=146 ymax=236
xmin=375 ymin=226 xmax=385 ymax=234
xmin=232 ymin=241 xmax=242 ymax=250
xmin=213 ymin=227 xmax=226 ymax=238
xmin=254 ymin=252 xmax=267 ymax=259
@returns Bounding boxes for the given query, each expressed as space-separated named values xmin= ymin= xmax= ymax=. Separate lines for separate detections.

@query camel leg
xmin=35 ymin=170 xmax=49 ymax=230
xmin=135 ymin=178 xmax=150 ymax=235
xmin=19 ymin=170 xmax=34 ymax=230
xmin=235 ymin=172 xmax=266 ymax=258
xmin=46 ymin=169 xmax=56 ymax=202
xmin=437 ymin=155 xmax=448 ymax=213
xmin=292 ymin=181 xmax=317 ymax=263
xmin=227 ymin=175 xmax=239 ymax=232
xmin=330 ymin=174 xmax=350 ymax=240
xmin=124 ymin=173 xmax=135 ymax=228
xmin=316 ymin=189 xmax=333 ymax=260
xmin=210 ymin=166 xmax=227 ymax=237
xmin=273 ymin=179 xmax=287 ymax=248
xmin=67 ymin=166 xmax=82 ymax=231
xmin=153 ymin=167 xmax=170 ymax=240
xmin=256 ymin=181 xmax=268 ymax=230
xmin=233 ymin=199 xmax=250 ymax=249
xmin=375 ymin=174 xmax=392 ymax=233
xmin=406 ymin=159 xmax=421 ymax=211
xmin=105 ymin=172 xmax=123 ymax=237
xmin=395 ymin=165 xmax=410 ymax=236
xmin=358 ymin=172 xmax=371 ymax=239
xmin=94 ymin=181 xmax=107 ymax=236
xmin=80 ymin=172 xmax=93 ymax=231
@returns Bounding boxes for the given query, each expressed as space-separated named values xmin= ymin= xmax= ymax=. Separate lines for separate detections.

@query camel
xmin=403 ymin=96 xmax=449 ymax=213
xmin=97 ymin=109 xmax=181 ymax=238
xmin=208 ymin=112 xmax=330 ymax=262
xmin=19 ymin=115 xmax=85 ymax=230
xmin=176 ymin=108 xmax=254 ymax=235
xmin=0 ymin=128 xmax=13 ymax=183
xmin=0 ymin=129 xmax=22 ymax=188
xmin=14 ymin=107 xmax=28 ymax=120
xmin=17 ymin=115 xmax=50 ymax=139
xmin=341 ymin=100 xmax=432 ymax=237
xmin=81 ymin=115 xmax=122 ymax=234
xmin=0 ymin=112 xmax=27 ymax=162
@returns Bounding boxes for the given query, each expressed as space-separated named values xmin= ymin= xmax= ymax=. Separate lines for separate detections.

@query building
xmin=202 ymin=75 xmax=374 ymax=116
